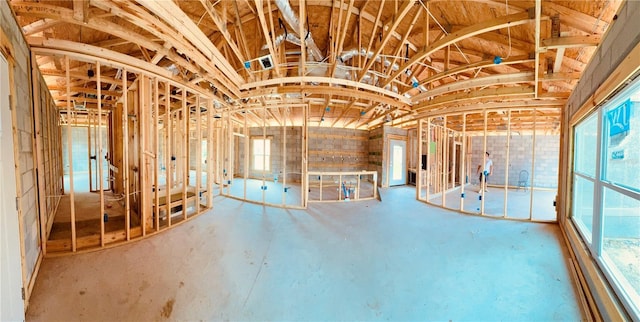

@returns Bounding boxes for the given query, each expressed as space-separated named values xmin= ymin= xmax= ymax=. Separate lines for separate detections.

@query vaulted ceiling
xmin=9 ymin=0 xmax=621 ymax=131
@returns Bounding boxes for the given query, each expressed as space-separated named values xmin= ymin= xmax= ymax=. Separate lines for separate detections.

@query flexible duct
xmin=274 ymin=0 xmax=323 ymax=61
xmin=339 ymin=48 xmax=399 ymax=71
xmin=262 ymin=32 xmax=303 ymax=51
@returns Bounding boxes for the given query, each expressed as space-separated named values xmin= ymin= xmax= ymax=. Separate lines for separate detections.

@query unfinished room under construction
xmin=1 ymin=0 xmax=639 ymax=320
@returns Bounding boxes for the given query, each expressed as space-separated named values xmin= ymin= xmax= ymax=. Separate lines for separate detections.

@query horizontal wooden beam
xmin=22 ymin=18 xmax=62 ymax=36
xmin=541 ymin=35 xmax=601 ymax=50
xmin=412 ymin=55 xmax=533 ymax=91
xmin=242 ymin=76 xmax=410 ymax=105
xmin=413 ymin=86 xmax=536 ymax=112
xmin=48 ymin=85 xmax=121 ymax=97
xmin=412 ymin=71 xmax=534 ymax=103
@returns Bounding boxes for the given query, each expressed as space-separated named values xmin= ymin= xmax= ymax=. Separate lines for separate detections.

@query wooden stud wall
xmin=416 ymin=107 xmax=560 ymax=222
xmin=41 ymin=55 xmax=217 ymax=255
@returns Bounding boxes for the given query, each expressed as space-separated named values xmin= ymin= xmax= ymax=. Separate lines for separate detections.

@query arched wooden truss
xmin=10 ymin=0 xmax=620 ymax=132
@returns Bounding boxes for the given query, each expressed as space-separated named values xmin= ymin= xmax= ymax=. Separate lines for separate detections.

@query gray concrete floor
xmin=27 ymin=186 xmax=584 ymax=321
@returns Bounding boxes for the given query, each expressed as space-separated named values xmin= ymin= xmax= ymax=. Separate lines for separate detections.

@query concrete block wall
xmin=34 ymin=68 xmax=63 ymax=240
xmin=471 ymin=134 xmax=559 ymax=188
xmin=309 ymin=127 xmax=369 ymax=172
xmin=1 ymin=0 xmax=40 ymax=294
xmin=567 ymin=0 xmax=640 ymax=116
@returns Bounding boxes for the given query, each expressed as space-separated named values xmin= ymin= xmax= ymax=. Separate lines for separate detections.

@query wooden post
xmin=122 ymin=70 xmax=131 ymax=240
xmin=480 ymin=110 xmax=488 ymax=215
xmin=417 ymin=119 xmax=423 ymax=200
xmin=140 ymin=75 xmax=147 ymax=236
xmin=529 ymin=108 xmax=537 ymax=220
xmin=154 ymin=78 xmax=160 ymax=230
xmin=226 ymin=110 xmax=234 ymax=196
xmin=165 ymin=84 xmax=172 ymax=227
xmin=426 ymin=118 xmax=431 ymax=201
xmin=65 ymin=56 xmax=77 ymax=252
xmin=242 ymin=113 xmax=248 ymax=199
xmin=261 ymin=106 xmax=266 ymax=203
xmin=88 ymin=110 xmax=93 ymax=191
xmin=302 ymin=104 xmax=308 ymax=207
xmin=460 ymin=113 xmax=467 ymax=211
xmin=182 ymin=88 xmax=188 ymax=220
xmin=141 ymin=75 xmax=153 ymax=235
xmin=207 ymin=98 xmax=214 ymax=208
xmin=442 ymin=116 xmax=447 ymax=206
xmin=195 ymin=95 xmax=202 ymax=212
xmin=282 ymin=113 xmax=287 ymax=206
xmin=97 ymin=62 xmax=105 ymax=247
xmin=504 ymin=110 xmax=511 ymax=218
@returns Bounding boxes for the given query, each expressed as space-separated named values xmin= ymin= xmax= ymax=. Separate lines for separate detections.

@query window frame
xmin=251 ymin=137 xmax=271 ymax=172
xmin=570 ymin=77 xmax=640 ymax=319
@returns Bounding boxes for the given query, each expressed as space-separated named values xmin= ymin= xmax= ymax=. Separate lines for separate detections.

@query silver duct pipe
xmin=274 ymin=0 xmax=323 ymax=61
xmin=339 ymin=48 xmax=400 ymax=71
xmin=262 ymin=32 xmax=303 ymax=51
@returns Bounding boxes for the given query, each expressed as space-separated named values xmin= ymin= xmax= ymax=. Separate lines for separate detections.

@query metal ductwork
xmin=262 ymin=32 xmax=303 ymax=51
xmin=274 ymin=0 xmax=323 ymax=61
xmin=339 ymin=48 xmax=400 ymax=71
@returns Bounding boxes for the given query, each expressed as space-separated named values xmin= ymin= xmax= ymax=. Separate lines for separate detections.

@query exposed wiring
xmin=504 ymin=0 xmax=512 ymax=59
xmin=418 ymin=0 xmax=470 ymax=64
xmin=576 ymin=0 xmax=610 ymax=62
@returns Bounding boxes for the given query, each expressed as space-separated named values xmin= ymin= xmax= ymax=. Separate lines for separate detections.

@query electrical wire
xmin=504 ymin=0 xmax=512 ymax=59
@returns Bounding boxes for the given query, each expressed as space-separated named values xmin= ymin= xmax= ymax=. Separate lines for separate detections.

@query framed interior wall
xmin=416 ymin=108 xmax=560 ymax=222
xmin=223 ymin=105 xmax=308 ymax=208
xmin=35 ymin=52 xmax=218 ymax=255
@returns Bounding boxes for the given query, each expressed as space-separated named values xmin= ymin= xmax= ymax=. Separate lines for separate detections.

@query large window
xmin=572 ymin=78 xmax=640 ymax=318
xmin=252 ymin=138 xmax=270 ymax=171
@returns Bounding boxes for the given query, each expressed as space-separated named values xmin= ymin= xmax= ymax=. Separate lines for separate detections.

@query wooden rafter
xmin=298 ymin=0 xmax=307 ymax=76
xmin=331 ymin=0 xmax=355 ymax=78
xmin=91 ymin=0 xmax=240 ymax=97
xmin=385 ymin=9 xmax=421 ymax=78
xmin=241 ymin=76 xmax=410 ymax=104
xmin=357 ymin=0 xmax=415 ymax=82
xmin=412 ymin=55 xmax=533 ymax=93
xmin=412 ymin=71 xmax=534 ymax=103
xmin=360 ymin=0 xmax=385 ymax=76
xmin=255 ymin=0 xmax=281 ymax=77
xmin=413 ymin=86 xmax=536 ymax=112
xmin=135 ymin=0 xmax=243 ymax=85
xmin=199 ymin=0 xmax=247 ymax=66
xmin=22 ymin=19 xmax=62 ymax=36
xmin=384 ymin=11 xmax=534 ymax=88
